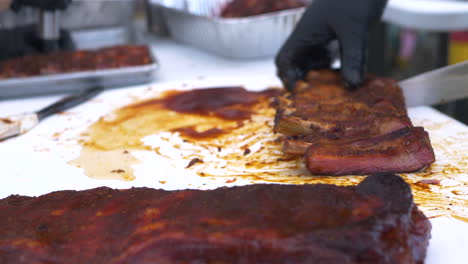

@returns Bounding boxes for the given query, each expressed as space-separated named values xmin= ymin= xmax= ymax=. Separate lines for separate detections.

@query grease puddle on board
xmin=69 ymin=87 xmax=282 ymax=181
xmin=69 ymin=86 xmax=468 ymax=220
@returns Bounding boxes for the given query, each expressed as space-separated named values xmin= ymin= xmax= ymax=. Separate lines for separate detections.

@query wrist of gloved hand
xmin=11 ymin=0 xmax=72 ymax=11
xmin=275 ymin=0 xmax=388 ymax=91
xmin=0 ymin=25 xmax=75 ymax=61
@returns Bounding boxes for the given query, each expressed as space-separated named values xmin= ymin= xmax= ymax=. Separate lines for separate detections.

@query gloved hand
xmin=11 ymin=0 xmax=72 ymax=11
xmin=275 ymin=0 xmax=388 ymax=90
xmin=0 ymin=25 xmax=75 ymax=61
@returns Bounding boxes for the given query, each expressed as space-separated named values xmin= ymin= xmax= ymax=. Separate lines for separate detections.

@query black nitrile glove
xmin=0 ymin=25 xmax=75 ymax=61
xmin=11 ymin=0 xmax=72 ymax=11
xmin=275 ymin=0 xmax=388 ymax=90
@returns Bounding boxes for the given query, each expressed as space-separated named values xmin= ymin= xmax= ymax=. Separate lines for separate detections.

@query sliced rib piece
xmin=274 ymin=70 xmax=411 ymax=139
xmin=0 ymin=174 xmax=430 ymax=264
xmin=274 ymin=69 xmax=435 ymax=175
xmin=306 ymin=127 xmax=435 ymax=175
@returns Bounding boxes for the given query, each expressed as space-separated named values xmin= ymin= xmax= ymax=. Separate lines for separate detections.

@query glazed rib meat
xmin=0 ymin=173 xmax=430 ymax=264
xmin=0 ymin=45 xmax=152 ymax=79
xmin=275 ymin=70 xmax=411 ymax=139
xmin=306 ymin=127 xmax=436 ymax=175
xmin=274 ymin=70 xmax=435 ymax=175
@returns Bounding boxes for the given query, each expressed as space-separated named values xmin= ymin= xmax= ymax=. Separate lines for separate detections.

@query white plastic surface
xmin=0 ymin=35 xmax=466 ymax=263
xmin=384 ymin=0 xmax=468 ymax=31
xmin=0 ymin=75 xmax=467 ymax=263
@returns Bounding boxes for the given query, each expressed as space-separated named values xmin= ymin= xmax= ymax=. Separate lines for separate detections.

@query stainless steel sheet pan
xmin=0 ymin=47 xmax=158 ymax=99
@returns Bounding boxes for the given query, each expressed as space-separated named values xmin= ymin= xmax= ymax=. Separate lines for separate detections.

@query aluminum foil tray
xmin=150 ymin=0 xmax=307 ymax=58
xmin=0 ymin=47 xmax=158 ymax=99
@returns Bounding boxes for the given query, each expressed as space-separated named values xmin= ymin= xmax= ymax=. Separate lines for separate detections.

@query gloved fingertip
xmin=278 ymin=67 xmax=303 ymax=92
xmin=342 ymin=68 xmax=364 ymax=90
xmin=10 ymin=1 xmax=21 ymax=12
xmin=339 ymin=33 xmax=368 ymax=90
xmin=284 ymin=80 xmax=296 ymax=91
xmin=340 ymin=47 xmax=366 ymax=90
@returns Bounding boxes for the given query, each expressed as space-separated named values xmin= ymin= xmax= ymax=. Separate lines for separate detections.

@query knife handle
xmin=37 ymin=86 xmax=104 ymax=120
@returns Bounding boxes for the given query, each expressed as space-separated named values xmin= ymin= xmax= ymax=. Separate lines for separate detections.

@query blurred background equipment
xmin=0 ymin=0 xmax=137 ymax=49
xmin=367 ymin=0 xmax=468 ymax=124
xmin=0 ymin=0 xmax=157 ymax=99
xmin=37 ymin=8 xmax=62 ymax=52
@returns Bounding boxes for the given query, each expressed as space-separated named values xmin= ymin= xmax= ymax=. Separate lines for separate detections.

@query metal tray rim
xmin=0 ymin=48 xmax=159 ymax=86
xmin=153 ymin=3 xmax=305 ymax=23
xmin=150 ymin=0 xmax=307 ymax=58
xmin=0 ymin=46 xmax=159 ymax=99
xmin=0 ymin=63 xmax=159 ymax=86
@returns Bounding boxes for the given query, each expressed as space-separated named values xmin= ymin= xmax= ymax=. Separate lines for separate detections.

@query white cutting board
xmin=0 ymin=75 xmax=467 ymax=263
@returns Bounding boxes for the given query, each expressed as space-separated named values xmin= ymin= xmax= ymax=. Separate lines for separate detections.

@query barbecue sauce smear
xmin=71 ymin=87 xmax=284 ymax=180
xmin=71 ymin=87 xmax=468 ymax=219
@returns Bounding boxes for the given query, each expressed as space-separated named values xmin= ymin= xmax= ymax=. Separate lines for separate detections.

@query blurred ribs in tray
xmin=221 ymin=0 xmax=306 ymax=18
xmin=0 ymin=45 xmax=152 ymax=79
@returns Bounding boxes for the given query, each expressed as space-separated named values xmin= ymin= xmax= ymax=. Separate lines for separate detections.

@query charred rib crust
xmin=0 ymin=174 xmax=430 ymax=263
xmin=274 ymin=70 xmax=435 ymax=175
